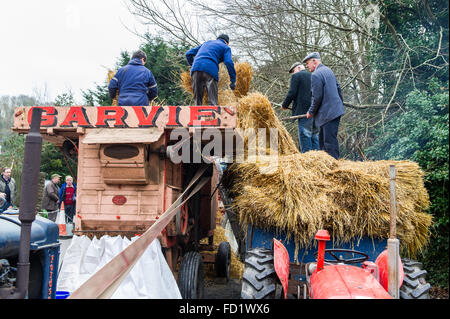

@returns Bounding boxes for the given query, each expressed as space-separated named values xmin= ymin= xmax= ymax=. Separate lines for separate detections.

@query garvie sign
xmin=13 ymin=106 xmax=236 ymax=129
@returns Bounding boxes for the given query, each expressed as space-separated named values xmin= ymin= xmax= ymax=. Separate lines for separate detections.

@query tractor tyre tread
xmin=400 ymin=258 xmax=430 ymax=299
xmin=241 ymin=248 xmax=276 ymax=299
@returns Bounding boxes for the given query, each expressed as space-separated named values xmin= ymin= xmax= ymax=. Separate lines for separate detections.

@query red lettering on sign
xmin=166 ymin=106 xmax=182 ymax=127
xmin=188 ymin=106 xmax=220 ymax=127
xmin=133 ymin=106 xmax=163 ymax=127
xmin=96 ymin=106 xmax=128 ymax=127
xmin=27 ymin=107 xmax=57 ymax=127
xmin=60 ymin=106 xmax=92 ymax=127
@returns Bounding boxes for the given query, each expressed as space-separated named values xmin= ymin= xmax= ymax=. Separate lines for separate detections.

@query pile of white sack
xmin=57 ymin=235 xmax=181 ymax=299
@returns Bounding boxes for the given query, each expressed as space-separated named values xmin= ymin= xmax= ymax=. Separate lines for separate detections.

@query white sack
xmin=57 ymin=235 xmax=181 ymax=299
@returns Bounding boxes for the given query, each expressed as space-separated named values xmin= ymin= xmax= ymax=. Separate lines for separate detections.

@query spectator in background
xmin=59 ymin=175 xmax=77 ymax=224
xmin=41 ymin=174 xmax=61 ymax=222
xmin=0 ymin=167 xmax=16 ymax=211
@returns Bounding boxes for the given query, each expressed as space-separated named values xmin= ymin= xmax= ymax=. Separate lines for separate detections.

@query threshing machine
xmin=12 ymin=105 xmax=237 ymax=298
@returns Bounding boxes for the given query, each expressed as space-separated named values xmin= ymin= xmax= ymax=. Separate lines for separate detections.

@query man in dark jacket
xmin=281 ymin=62 xmax=319 ymax=153
xmin=108 ymin=50 xmax=158 ymax=106
xmin=185 ymin=34 xmax=236 ymax=105
xmin=304 ymin=52 xmax=345 ymax=159
xmin=42 ymin=174 xmax=61 ymax=222
xmin=0 ymin=167 xmax=16 ymax=211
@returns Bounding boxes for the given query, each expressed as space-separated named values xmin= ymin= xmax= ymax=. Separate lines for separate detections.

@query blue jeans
xmin=298 ymin=118 xmax=319 ymax=153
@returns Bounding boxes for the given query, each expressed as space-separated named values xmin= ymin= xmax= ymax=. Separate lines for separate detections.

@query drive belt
xmin=69 ymin=165 xmax=209 ymax=299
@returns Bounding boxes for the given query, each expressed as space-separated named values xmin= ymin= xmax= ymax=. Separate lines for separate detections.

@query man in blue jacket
xmin=304 ymin=52 xmax=345 ymax=159
xmin=185 ymin=34 xmax=236 ymax=105
xmin=108 ymin=50 xmax=158 ymax=106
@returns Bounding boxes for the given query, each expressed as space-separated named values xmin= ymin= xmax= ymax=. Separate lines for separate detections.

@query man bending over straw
xmin=185 ymin=34 xmax=236 ymax=105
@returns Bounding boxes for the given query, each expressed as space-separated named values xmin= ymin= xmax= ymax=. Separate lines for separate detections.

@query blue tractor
xmin=0 ymin=202 xmax=60 ymax=299
xmin=0 ymin=108 xmax=61 ymax=299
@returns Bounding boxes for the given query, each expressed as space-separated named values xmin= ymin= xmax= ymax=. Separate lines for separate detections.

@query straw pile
xmin=202 ymin=210 xmax=245 ymax=279
xmin=107 ymin=70 xmax=119 ymax=106
xmin=180 ymin=62 xmax=253 ymax=106
xmin=236 ymin=92 xmax=300 ymax=156
xmin=225 ymin=151 xmax=432 ymax=258
xmin=181 ymin=63 xmax=432 ymax=258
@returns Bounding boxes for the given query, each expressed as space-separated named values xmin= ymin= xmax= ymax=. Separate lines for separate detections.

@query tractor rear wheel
xmin=400 ymin=259 xmax=431 ymax=299
xmin=178 ymin=251 xmax=205 ymax=299
xmin=241 ymin=248 xmax=276 ymax=299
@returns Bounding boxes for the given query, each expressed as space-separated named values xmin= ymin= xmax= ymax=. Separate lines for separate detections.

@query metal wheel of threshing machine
xmin=178 ymin=251 xmax=205 ymax=299
xmin=241 ymin=248 xmax=280 ymax=299
xmin=400 ymin=258 xmax=431 ymax=299
xmin=215 ymin=241 xmax=231 ymax=281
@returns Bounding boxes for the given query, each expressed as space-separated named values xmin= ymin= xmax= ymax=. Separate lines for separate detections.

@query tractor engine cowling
xmin=309 ymin=264 xmax=392 ymax=299
xmin=308 ymin=230 xmax=392 ymax=299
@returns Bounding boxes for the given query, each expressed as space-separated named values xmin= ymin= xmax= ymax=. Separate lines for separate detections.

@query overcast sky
xmin=0 ymin=0 xmax=148 ymax=103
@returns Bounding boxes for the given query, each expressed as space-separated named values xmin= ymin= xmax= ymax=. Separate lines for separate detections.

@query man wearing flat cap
xmin=281 ymin=62 xmax=319 ymax=153
xmin=186 ymin=34 xmax=236 ymax=105
xmin=303 ymin=52 xmax=345 ymax=159
xmin=41 ymin=173 xmax=61 ymax=222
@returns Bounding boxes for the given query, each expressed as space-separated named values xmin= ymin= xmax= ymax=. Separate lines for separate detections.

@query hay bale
xmin=227 ymin=150 xmax=432 ymax=258
xmin=234 ymin=62 xmax=253 ymax=98
xmin=178 ymin=62 xmax=432 ymax=258
xmin=327 ymin=160 xmax=432 ymax=255
xmin=236 ymin=92 xmax=299 ymax=156
xmin=180 ymin=70 xmax=193 ymax=95
xmin=107 ymin=70 xmax=118 ymax=106
xmin=179 ymin=62 xmax=252 ymax=106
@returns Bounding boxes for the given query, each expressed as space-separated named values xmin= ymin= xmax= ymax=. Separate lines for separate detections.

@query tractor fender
xmin=375 ymin=249 xmax=404 ymax=291
xmin=273 ymin=238 xmax=289 ymax=299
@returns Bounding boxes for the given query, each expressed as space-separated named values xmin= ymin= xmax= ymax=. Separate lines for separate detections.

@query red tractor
xmin=264 ymin=228 xmax=431 ymax=299
xmin=302 ymin=230 xmax=401 ymax=299
xmin=216 ymin=164 xmax=430 ymax=300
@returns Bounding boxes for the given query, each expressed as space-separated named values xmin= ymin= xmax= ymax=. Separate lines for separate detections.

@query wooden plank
xmin=82 ymin=128 xmax=164 ymax=144
xmin=388 ymin=164 xmax=400 ymax=299
xmin=80 ymin=167 xmax=102 ymax=177
xmin=387 ymin=238 xmax=400 ymax=299
xmin=79 ymin=203 xmax=160 ymax=214
xmin=389 ymin=165 xmax=397 ymax=238
xmin=80 ymin=184 xmax=161 ymax=192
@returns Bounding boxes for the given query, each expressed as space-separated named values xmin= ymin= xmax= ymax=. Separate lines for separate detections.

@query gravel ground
xmin=204 ymin=278 xmax=242 ymax=299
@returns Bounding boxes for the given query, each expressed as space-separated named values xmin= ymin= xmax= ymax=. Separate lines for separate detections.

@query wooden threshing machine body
xmin=12 ymin=106 xmax=236 ymax=262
